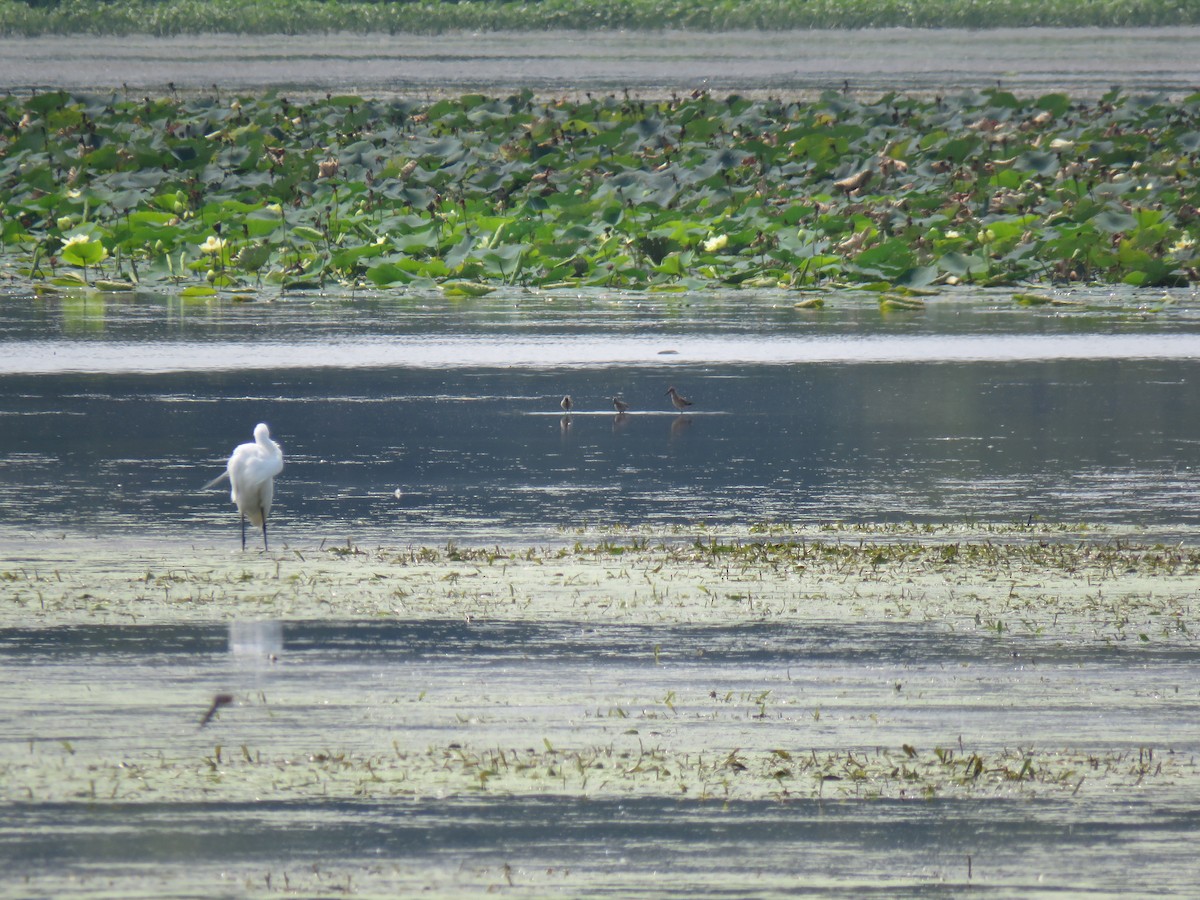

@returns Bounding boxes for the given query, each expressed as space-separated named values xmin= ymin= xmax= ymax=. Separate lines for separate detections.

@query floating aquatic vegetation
xmin=1 ymin=87 xmax=1198 ymax=297
xmin=4 ymin=527 xmax=1198 ymax=642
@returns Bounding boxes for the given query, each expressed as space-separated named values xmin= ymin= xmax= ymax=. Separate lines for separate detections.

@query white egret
xmin=205 ymin=422 xmax=284 ymax=551
xmin=665 ymin=386 xmax=693 ymax=413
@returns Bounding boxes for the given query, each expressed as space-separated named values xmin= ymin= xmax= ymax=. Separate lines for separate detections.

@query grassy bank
xmin=1 ymin=0 xmax=1198 ymax=36
xmin=2 ymin=87 xmax=1197 ymax=297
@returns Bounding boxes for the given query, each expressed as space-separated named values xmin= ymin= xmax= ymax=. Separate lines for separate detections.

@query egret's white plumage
xmin=206 ymin=422 xmax=284 ymax=551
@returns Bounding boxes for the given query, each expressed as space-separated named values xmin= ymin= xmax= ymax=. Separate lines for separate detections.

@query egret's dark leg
xmin=261 ymin=511 xmax=269 ymax=552
xmin=240 ymin=513 xmax=247 ymax=551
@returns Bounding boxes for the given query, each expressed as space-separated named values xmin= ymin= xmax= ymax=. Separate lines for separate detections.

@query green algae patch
xmin=4 ymin=528 xmax=1199 ymax=644
xmin=4 ymin=525 xmax=1200 ymax=896
xmin=3 ymin=734 xmax=1192 ymax=807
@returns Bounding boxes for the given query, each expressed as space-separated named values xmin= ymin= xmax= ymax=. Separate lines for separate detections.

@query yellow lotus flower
xmin=200 ymin=235 xmax=226 ymax=255
xmin=703 ymin=234 xmax=728 ymax=252
xmin=59 ymin=233 xmax=109 ymax=266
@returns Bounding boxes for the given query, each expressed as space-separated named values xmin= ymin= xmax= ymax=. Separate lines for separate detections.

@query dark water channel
xmin=2 ymin=287 xmax=1200 ymax=546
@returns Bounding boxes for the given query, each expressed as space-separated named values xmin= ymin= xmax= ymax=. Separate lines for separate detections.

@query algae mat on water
xmin=3 ymin=529 xmax=1200 ymax=896
xmin=5 ymin=527 xmax=1200 ymax=630
xmin=2 ymin=87 xmax=1199 ymax=299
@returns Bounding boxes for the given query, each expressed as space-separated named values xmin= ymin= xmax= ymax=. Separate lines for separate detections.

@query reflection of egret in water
xmin=229 ymin=619 xmax=283 ymax=662
xmin=230 ymin=619 xmax=283 ymax=679
xmin=203 ymin=620 xmax=283 ymax=727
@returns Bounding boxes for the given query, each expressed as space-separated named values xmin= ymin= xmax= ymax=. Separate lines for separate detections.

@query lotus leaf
xmin=0 ymin=87 xmax=1195 ymax=295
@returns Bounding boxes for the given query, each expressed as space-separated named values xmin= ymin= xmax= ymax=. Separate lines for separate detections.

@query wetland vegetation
xmin=3 ymin=10 xmax=1200 ymax=895
xmin=1 ymin=0 xmax=1198 ymax=36
xmin=2 ymin=86 xmax=1199 ymax=299
xmin=5 ymin=528 xmax=1198 ymax=796
xmin=4 ymin=527 xmax=1199 ymax=895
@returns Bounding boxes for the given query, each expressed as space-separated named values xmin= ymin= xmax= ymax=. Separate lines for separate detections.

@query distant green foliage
xmin=1 ymin=0 xmax=1199 ymax=35
xmin=1 ymin=88 xmax=1198 ymax=295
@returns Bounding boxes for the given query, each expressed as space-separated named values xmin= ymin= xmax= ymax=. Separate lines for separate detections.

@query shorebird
xmin=665 ymin=386 xmax=693 ymax=413
xmin=560 ymin=395 xmax=573 ymax=414
xmin=612 ymin=396 xmax=629 ymax=414
xmin=205 ymin=422 xmax=284 ymax=551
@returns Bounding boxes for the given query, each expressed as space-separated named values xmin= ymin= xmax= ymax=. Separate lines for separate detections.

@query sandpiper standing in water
xmin=560 ymin=395 xmax=573 ymax=414
xmin=665 ymin=386 xmax=693 ymax=413
xmin=612 ymin=396 xmax=629 ymax=414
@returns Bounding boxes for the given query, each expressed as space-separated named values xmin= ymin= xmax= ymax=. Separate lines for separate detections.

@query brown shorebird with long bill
xmin=665 ymin=386 xmax=693 ymax=413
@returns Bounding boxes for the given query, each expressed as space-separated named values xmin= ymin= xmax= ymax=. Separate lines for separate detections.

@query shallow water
xmin=2 ymin=596 xmax=1198 ymax=898
xmin=1 ymin=287 xmax=1199 ymax=546
xmin=4 ymin=286 xmax=1200 ymax=897
xmin=0 ymin=28 xmax=1198 ymax=97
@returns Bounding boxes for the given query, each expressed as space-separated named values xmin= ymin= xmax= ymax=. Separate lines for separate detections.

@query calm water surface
xmin=1 ymin=286 xmax=1198 ymax=546
xmin=2 ymin=614 xmax=1199 ymax=897
xmin=4 ymin=285 xmax=1200 ymax=898
xmin=1 ymin=28 xmax=1197 ymax=97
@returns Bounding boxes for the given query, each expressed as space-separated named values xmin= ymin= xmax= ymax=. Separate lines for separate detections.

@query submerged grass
xmin=2 ymin=87 xmax=1199 ymax=297
xmin=2 ymin=527 xmax=1198 ymax=818
xmin=4 ymin=525 xmax=1199 ymax=897
xmin=4 ymin=526 xmax=1198 ymax=639
xmin=0 ymin=0 xmax=1198 ymax=36
xmin=3 ymin=732 xmax=1190 ymax=805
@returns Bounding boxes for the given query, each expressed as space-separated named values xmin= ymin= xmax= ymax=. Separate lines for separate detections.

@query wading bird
xmin=665 ymin=386 xmax=693 ymax=413
xmin=205 ymin=422 xmax=284 ymax=551
xmin=560 ymin=395 xmax=573 ymax=414
xmin=612 ymin=396 xmax=629 ymax=414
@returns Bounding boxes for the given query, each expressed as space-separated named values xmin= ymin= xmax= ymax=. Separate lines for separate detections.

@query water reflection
xmin=228 ymin=620 xmax=283 ymax=662
xmin=1 ymin=289 xmax=1199 ymax=543
xmin=7 ymin=332 xmax=1200 ymax=374
xmin=2 ymin=615 xmax=1199 ymax=895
